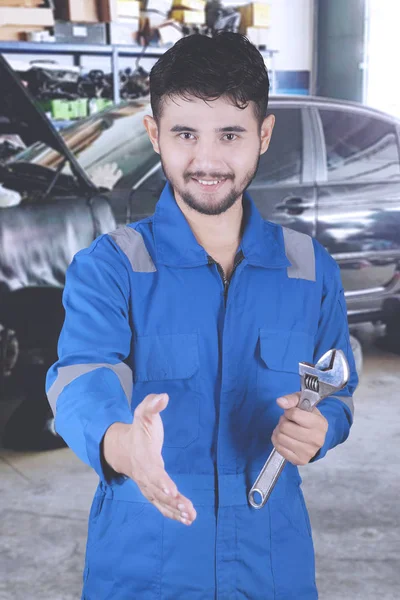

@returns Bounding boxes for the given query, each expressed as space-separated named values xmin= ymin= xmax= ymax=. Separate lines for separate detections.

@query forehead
xmin=159 ymin=94 xmax=256 ymax=127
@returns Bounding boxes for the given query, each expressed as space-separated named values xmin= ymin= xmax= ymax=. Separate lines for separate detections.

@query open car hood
xmin=0 ymin=55 xmax=96 ymax=192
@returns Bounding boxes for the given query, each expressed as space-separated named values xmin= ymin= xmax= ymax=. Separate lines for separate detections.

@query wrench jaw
xmin=299 ymin=349 xmax=349 ymax=400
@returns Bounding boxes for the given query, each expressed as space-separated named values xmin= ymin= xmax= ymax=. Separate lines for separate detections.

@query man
xmin=46 ymin=32 xmax=358 ymax=599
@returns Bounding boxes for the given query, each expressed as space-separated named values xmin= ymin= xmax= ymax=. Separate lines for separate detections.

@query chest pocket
xmin=132 ymin=332 xmax=200 ymax=449
xmin=257 ymin=328 xmax=315 ymax=400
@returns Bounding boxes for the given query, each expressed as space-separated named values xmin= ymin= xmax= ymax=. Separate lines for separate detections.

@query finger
xmin=152 ymin=498 xmax=192 ymax=525
xmin=143 ymin=474 xmax=197 ymax=522
xmin=276 ymin=393 xmax=301 ymax=409
xmin=140 ymin=481 xmax=183 ymax=520
xmin=150 ymin=486 xmax=196 ymax=525
xmin=283 ymin=406 xmax=321 ymax=428
xmin=273 ymin=431 xmax=319 ymax=464
xmin=278 ymin=419 xmax=317 ymax=444
xmin=153 ymin=472 xmax=197 ymax=521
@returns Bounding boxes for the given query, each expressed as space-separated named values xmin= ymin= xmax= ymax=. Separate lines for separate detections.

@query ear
xmin=143 ymin=115 xmax=160 ymax=154
xmin=260 ymin=114 xmax=275 ymax=155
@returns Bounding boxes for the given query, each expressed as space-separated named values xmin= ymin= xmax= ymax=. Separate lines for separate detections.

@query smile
xmin=192 ymin=178 xmax=227 ymax=191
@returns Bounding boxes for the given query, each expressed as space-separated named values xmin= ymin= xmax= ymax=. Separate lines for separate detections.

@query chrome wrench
xmin=248 ymin=348 xmax=350 ymax=509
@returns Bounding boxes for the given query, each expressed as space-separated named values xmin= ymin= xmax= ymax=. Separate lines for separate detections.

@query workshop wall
xmin=316 ymin=0 xmax=366 ymax=102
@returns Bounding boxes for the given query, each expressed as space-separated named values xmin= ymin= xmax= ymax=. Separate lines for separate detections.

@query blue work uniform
xmin=46 ymin=181 xmax=358 ymax=599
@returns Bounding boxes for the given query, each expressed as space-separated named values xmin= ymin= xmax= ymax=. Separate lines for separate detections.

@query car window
xmin=319 ymin=108 xmax=400 ymax=182
xmin=253 ymin=107 xmax=303 ymax=185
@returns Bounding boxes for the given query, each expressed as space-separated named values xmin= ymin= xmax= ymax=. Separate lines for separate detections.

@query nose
xmin=189 ymin=138 xmax=225 ymax=175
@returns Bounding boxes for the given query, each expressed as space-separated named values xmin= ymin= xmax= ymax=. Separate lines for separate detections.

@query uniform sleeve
xmin=45 ymin=234 xmax=133 ymax=482
xmin=309 ymin=242 xmax=359 ymax=463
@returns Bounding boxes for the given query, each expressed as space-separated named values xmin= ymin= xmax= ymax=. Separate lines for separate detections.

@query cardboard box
xmin=172 ymin=0 xmax=205 ymax=11
xmin=53 ymin=0 xmax=99 ymax=23
xmin=239 ymin=3 xmax=270 ymax=30
xmin=0 ymin=25 xmax=42 ymax=40
xmin=0 ymin=0 xmax=44 ymax=7
xmin=171 ymin=9 xmax=204 ymax=24
xmin=54 ymin=21 xmax=107 ymax=45
xmin=107 ymin=20 xmax=139 ymax=44
xmin=0 ymin=7 xmax=54 ymax=27
xmin=98 ymin=0 xmax=140 ymax=22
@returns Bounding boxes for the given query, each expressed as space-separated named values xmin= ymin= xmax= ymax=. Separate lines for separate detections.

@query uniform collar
xmin=153 ymin=181 xmax=292 ymax=269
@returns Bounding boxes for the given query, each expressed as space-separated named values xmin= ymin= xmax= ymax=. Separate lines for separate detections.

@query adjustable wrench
xmin=248 ymin=348 xmax=350 ymax=509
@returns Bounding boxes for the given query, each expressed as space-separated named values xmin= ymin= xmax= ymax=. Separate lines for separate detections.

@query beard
xmin=160 ymin=154 xmax=261 ymax=216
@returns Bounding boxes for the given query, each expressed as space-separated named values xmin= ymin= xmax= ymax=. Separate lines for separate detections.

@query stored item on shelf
xmin=53 ymin=0 xmax=99 ymax=23
xmin=25 ymin=29 xmax=54 ymax=41
xmin=77 ymin=69 xmax=113 ymax=100
xmin=172 ymin=0 xmax=205 ymax=11
xmin=0 ymin=0 xmax=43 ymax=6
xmin=37 ymin=98 xmax=89 ymax=121
xmin=98 ymin=0 xmax=141 ymax=22
xmin=0 ymin=25 xmax=40 ymax=40
xmin=245 ymin=25 xmax=268 ymax=47
xmin=141 ymin=0 xmax=173 ymax=15
xmin=54 ymin=21 xmax=107 ymax=45
xmin=107 ymin=20 xmax=139 ymax=44
xmin=171 ymin=9 xmax=204 ymax=24
xmin=239 ymin=3 xmax=270 ymax=30
xmin=0 ymin=7 xmax=54 ymax=27
xmin=88 ymin=98 xmax=113 ymax=114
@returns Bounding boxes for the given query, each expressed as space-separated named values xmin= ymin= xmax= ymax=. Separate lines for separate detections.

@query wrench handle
xmin=248 ymin=389 xmax=321 ymax=509
xmin=248 ymin=448 xmax=287 ymax=509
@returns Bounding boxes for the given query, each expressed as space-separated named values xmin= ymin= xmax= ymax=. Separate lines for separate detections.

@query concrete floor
xmin=0 ymin=325 xmax=399 ymax=600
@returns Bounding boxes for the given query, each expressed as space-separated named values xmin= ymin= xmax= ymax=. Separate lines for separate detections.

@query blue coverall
xmin=46 ymin=181 xmax=358 ymax=599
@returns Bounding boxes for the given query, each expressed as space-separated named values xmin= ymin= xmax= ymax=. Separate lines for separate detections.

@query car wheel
xmin=349 ymin=333 xmax=363 ymax=377
xmin=2 ymin=362 xmax=67 ymax=451
xmin=377 ymin=314 xmax=400 ymax=354
xmin=0 ymin=324 xmax=19 ymax=378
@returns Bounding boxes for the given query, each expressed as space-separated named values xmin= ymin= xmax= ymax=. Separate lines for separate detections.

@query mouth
xmin=191 ymin=177 xmax=228 ymax=192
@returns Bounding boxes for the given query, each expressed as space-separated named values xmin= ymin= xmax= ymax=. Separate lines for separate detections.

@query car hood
xmin=0 ymin=54 xmax=96 ymax=192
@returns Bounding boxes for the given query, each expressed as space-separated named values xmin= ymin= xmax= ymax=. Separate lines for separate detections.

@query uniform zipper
xmin=208 ymin=250 xmax=244 ymax=307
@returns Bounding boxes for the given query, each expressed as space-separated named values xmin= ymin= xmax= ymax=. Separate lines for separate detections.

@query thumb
xmin=147 ymin=393 xmax=169 ymax=414
xmin=276 ymin=392 xmax=300 ymax=409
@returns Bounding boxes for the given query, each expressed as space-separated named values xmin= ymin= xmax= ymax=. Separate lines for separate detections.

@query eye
xmin=179 ymin=133 xmax=195 ymax=140
xmin=223 ymin=134 xmax=238 ymax=141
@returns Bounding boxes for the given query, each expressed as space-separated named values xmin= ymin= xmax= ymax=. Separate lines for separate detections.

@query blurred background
xmin=0 ymin=0 xmax=399 ymax=598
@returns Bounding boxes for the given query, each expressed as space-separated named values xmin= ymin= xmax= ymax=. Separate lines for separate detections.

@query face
xmin=144 ymin=95 xmax=275 ymax=216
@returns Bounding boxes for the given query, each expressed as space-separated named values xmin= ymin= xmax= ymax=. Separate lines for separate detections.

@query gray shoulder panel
xmin=282 ymin=227 xmax=316 ymax=282
xmin=109 ymin=226 xmax=156 ymax=273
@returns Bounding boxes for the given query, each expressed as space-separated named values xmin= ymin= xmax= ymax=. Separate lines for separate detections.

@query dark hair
xmin=149 ymin=32 xmax=270 ymax=128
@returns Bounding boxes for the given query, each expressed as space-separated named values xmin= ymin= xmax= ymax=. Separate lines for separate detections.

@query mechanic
xmin=46 ymin=32 xmax=358 ymax=599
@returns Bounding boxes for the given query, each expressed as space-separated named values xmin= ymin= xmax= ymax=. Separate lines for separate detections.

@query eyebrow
xmin=170 ymin=125 xmax=247 ymax=133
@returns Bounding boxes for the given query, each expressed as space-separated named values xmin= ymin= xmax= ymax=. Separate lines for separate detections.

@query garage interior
xmin=1 ymin=1 xmax=400 ymax=599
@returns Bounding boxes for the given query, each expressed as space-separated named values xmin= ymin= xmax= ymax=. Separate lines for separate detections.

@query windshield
xmin=9 ymin=98 xmax=158 ymax=190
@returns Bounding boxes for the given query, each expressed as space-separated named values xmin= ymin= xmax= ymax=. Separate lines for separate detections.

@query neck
xmin=174 ymin=193 xmax=244 ymax=257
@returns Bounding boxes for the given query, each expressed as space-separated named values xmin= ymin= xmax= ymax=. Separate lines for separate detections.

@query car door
xmin=312 ymin=103 xmax=400 ymax=322
xmin=247 ymin=103 xmax=317 ymax=238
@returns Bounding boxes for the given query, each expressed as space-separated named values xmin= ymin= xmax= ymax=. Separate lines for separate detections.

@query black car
xmin=3 ymin=54 xmax=399 ymax=445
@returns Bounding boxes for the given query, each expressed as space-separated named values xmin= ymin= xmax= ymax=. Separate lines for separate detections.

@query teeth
xmin=197 ymin=179 xmax=221 ymax=186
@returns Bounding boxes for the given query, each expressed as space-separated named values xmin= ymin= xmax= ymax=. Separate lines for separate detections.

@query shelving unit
xmin=0 ymin=40 xmax=278 ymax=104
